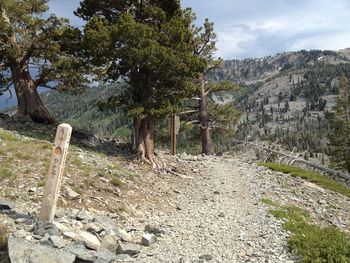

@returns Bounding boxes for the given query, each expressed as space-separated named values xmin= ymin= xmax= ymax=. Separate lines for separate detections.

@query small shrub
xmin=269 ymin=205 xmax=350 ymax=262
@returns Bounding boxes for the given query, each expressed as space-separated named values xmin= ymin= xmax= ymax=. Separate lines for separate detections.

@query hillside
xmin=0 ymin=120 xmax=350 ymax=262
xmin=208 ymin=49 xmax=350 ymax=167
xmin=2 ymin=49 xmax=349 ymax=160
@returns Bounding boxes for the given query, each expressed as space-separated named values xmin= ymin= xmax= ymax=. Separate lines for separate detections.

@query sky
xmin=49 ymin=0 xmax=350 ymax=59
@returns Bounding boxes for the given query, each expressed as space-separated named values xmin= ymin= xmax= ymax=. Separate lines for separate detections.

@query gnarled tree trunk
xmin=199 ymin=82 xmax=213 ymax=155
xmin=133 ymin=116 xmax=158 ymax=168
xmin=10 ymin=62 xmax=55 ymax=124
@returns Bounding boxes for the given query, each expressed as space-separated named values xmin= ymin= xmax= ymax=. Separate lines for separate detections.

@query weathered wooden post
xmin=39 ymin=123 xmax=72 ymax=223
xmin=170 ymin=114 xmax=180 ymax=155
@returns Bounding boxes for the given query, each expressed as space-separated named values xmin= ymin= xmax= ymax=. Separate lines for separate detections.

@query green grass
xmin=258 ymin=162 xmax=350 ymax=198
xmin=0 ymin=167 xmax=13 ymax=179
xmin=268 ymin=204 xmax=350 ymax=262
xmin=111 ymin=177 xmax=123 ymax=187
xmin=0 ymin=130 xmax=18 ymax=142
xmin=261 ymin=198 xmax=279 ymax=207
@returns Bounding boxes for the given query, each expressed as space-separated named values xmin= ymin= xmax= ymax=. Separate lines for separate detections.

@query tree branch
xmin=178 ymin=109 xmax=199 ymax=115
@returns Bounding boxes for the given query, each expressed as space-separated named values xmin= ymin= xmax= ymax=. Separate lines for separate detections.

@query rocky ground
xmin=1 ymin=120 xmax=350 ymax=262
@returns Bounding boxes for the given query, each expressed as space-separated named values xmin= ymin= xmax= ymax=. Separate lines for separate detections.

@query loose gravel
xmin=137 ymin=156 xmax=298 ymax=263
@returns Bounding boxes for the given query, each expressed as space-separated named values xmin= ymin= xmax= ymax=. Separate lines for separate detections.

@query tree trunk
xmin=133 ymin=116 xmax=158 ymax=168
xmin=10 ymin=62 xmax=55 ymax=124
xmin=199 ymin=82 xmax=213 ymax=155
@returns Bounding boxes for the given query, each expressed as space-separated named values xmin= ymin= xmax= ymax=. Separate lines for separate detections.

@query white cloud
xmin=48 ymin=0 xmax=350 ymax=59
xmin=183 ymin=0 xmax=350 ymax=58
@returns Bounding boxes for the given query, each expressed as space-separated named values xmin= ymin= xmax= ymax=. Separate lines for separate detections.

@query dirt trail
xmin=138 ymin=157 xmax=295 ymax=263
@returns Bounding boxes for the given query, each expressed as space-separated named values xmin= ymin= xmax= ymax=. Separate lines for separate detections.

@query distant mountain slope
xmin=41 ymin=84 xmax=131 ymax=138
xmin=209 ymin=49 xmax=350 ymax=162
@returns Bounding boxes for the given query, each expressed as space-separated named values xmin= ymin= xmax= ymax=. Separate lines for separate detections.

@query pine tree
xmin=328 ymin=76 xmax=350 ymax=172
xmin=76 ymin=0 xmax=205 ymax=166
xmin=182 ymin=14 xmax=240 ymax=154
xmin=0 ymin=0 xmax=87 ymax=123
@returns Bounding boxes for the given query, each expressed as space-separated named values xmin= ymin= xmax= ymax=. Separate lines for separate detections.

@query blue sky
xmin=49 ymin=0 xmax=350 ymax=59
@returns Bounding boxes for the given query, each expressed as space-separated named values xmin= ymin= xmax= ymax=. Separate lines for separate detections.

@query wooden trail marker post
xmin=170 ymin=114 xmax=180 ymax=155
xmin=39 ymin=123 xmax=72 ymax=223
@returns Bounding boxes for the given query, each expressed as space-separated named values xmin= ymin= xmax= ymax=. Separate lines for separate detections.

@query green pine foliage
xmin=76 ymin=0 xmax=205 ymax=121
xmin=327 ymin=76 xmax=350 ymax=172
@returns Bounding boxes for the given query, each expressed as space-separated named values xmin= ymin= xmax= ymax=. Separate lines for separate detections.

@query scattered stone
xmin=33 ymin=221 xmax=60 ymax=237
xmin=141 ymin=233 xmax=156 ymax=246
xmin=94 ymin=215 xmax=118 ymax=232
xmin=87 ymin=222 xmax=103 ymax=233
xmin=318 ymin=199 xmax=327 ymax=205
xmin=28 ymin=187 xmax=37 ymax=194
xmin=55 ymin=209 xmax=66 ymax=218
xmin=63 ymin=231 xmax=77 ymax=240
xmin=13 ymin=229 xmax=27 ymax=239
xmin=144 ymin=224 xmax=165 ymax=237
xmin=114 ymin=254 xmax=135 ymax=262
xmin=115 ymin=228 xmax=132 ymax=242
xmin=199 ymin=254 xmax=213 ymax=260
xmin=49 ymin=235 xmax=66 ymax=249
xmin=64 ymin=242 xmax=97 ymax=262
xmin=78 ymin=230 xmax=101 ymax=250
xmin=0 ymin=200 xmax=15 ymax=210
xmin=96 ymin=248 xmax=116 ymax=263
xmin=8 ymin=237 xmax=75 ymax=263
xmin=116 ymin=242 xmax=140 ymax=256
xmin=100 ymin=235 xmax=118 ymax=253
xmin=76 ymin=210 xmax=93 ymax=221
xmin=64 ymin=186 xmax=80 ymax=200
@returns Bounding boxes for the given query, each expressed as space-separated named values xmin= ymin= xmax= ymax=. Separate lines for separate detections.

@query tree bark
xmin=133 ymin=116 xmax=158 ymax=168
xmin=199 ymin=82 xmax=213 ymax=155
xmin=10 ymin=62 xmax=55 ymax=124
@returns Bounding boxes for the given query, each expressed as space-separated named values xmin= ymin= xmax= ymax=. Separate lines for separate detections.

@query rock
xmin=141 ymin=233 xmax=156 ymax=246
xmin=96 ymin=248 xmax=116 ymax=263
xmin=64 ymin=242 xmax=97 ymax=262
xmin=115 ymin=228 xmax=131 ymax=242
xmin=114 ymin=254 xmax=135 ymax=262
xmin=318 ymin=199 xmax=327 ymax=205
xmin=100 ymin=235 xmax=118 ymax=253
xmin=199 ymin=254 xmax=213 ymax=260
xmin=0 ymin=199 xmax=15 ymax=210
xmin=63 ymin=231 xmax=77 ymax=240
xmin=144 ymin=224 xmax=165 ymax=237
xmin=55 ymin=209 xmax=66 ymax=218
xmin=54 ymin=222 xmax=73 ymax=233
xmin=78 ymin=230 xmax=101 ymax=250
xmin=116 ymin=242 xmax=140 ymax=256
xmin=8 ymin=237 xmax=75 ymax=263
xmin=87 ymin=222 xmax=103 ymax=233
xmin=28 ymin=187 xmax=37 ymax=194
xmin=64 ymin=186 xmax=80 ymax=200
xmin=76 ymin=210 xmax=93 ymax=221
xmin=49 ymin=236 xmax=66 ymax=248
xmin=13 ymin=229 xmax=27 ymax=239
xmin=94 ymin=215 xmax=118 ymax=232
xmin=33 ymin=221 xmax=60 ymax=237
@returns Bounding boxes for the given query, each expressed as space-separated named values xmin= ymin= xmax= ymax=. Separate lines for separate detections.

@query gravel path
xmin=138 ymin=157 xmax=296 ymax=263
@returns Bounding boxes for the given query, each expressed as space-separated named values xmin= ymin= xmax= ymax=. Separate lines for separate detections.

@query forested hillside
xmin=210 ymin=49 xmax=350 ymax=171
xmin=41 ymin=84 xmax=131 ymax=138
xmin=36 ymin=49 xmax=350 ymax=169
